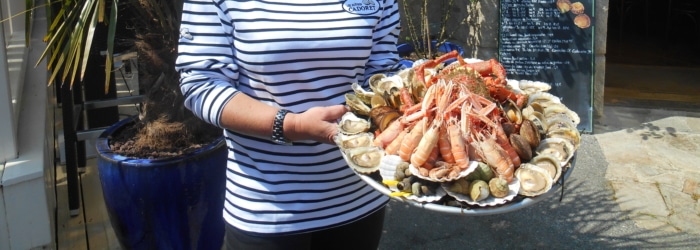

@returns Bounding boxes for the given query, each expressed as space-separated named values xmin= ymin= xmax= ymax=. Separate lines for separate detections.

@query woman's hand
xmin=285 ymin=105 xmax=349 ymax=144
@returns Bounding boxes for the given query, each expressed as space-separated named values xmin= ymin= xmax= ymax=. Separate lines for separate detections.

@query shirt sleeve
xmin=175 ymin=0 xmax=238 ymax=128
xmin=362 ymin=0 xmax=406 ymax=87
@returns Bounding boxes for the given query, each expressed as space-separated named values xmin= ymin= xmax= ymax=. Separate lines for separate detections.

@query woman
xmin=175 ymin=0 xmax=404 ymax=249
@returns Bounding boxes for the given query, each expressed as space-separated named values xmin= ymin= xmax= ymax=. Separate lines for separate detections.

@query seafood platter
xmin=335 ymin=50 xmax=580 ymax=215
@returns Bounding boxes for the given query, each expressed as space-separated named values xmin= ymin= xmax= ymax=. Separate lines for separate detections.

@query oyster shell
xmin=334 ymin=132 xmax=374 ymax=150
xmin=338 ymin=112 xmax=371 ymax=135
xmin=351 ymin=82 xmax=375 ymax=105
xmin=543 ymin=103 xmax=580 ymax=126
xmin=518 ymin=80 xmax=552 ymax=95
xmin=530 ymin=154 xmax=563 ymax=182
xmin=536 ymin=137 xmax=575 ymax=166
xmin=344 ymin=146 xmax=384 ymax=174
xmin=345 ymin=93 xmax=371 ymax=116
xmin=369 ymin=74 xmax=403 ymax=96
xmin=547 ymin=127 xmax=581 ymax=150
xmin=545 ymin=114 xmax=577 ymax=133
xmin=527 ymin=92 xmax=561 ymax=107
xmin=515 ymin=163 xmax=554 ymax=197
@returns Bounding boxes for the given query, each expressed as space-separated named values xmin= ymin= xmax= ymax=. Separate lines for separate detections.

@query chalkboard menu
xmin=499 ymin=0 xmax=594 ymax=132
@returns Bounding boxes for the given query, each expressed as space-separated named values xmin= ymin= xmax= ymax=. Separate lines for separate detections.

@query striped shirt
xmin=176 ymin=0 xmax=402 ymax=235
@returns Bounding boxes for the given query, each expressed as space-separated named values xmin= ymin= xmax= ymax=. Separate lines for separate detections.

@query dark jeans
xmin=224 ymin=207 xmax=386 ymax=250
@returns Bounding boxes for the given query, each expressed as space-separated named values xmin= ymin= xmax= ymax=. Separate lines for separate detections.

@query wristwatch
xmin=271 ymin=109 xmax=293 ymax=145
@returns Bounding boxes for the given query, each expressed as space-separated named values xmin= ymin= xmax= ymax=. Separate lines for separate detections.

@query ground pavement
xmin=377 ymin=105 xmax=700 ymax=249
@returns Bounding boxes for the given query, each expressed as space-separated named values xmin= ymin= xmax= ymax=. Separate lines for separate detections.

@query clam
xmin=530 ymin=154 xmax=562 ymax=182
xmin=334 ymin=132 xmax=374 ymax=150
xmin=536 ymin=137 xmax=575 ymax=166
xmin=515 ymin=163 xmax=553 ymax=197
xmin=338 ymin=112 xmax=371 ymax=135
xmin=502 ymin=99 xmax=523 ymax=125
xmin=345 ymin=93 xmax=371 ymax=116
xmin=522 ymin=110 xmax=547 ymax=136
xmin=519 ymin=119 xmax=542 ymax=149
xmin=369 ymin=106 xmax=401 ymax=132
xmin=344 ymin=146 xmax=384 ymax=173
xmin=509 ymin=133 xmax=533 ymax=162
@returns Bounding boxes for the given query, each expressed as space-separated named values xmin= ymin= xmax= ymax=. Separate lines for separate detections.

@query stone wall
xmin=398 ymin=0 xmax=608 ymax=120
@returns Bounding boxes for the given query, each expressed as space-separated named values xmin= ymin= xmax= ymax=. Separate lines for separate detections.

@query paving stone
xmin=609 ymin=181 xmax=669 ymax=217
xmin=669 ymin=212 xmax=700 ymax=235
xmin=633 ymin=214 xmax=678 ymax=233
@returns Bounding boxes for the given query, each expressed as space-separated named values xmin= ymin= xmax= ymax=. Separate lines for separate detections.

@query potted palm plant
xmin=39 ymin=0 xmax=226 ymax=249
xmin=397 ymin=0 xmax=478 ymax=66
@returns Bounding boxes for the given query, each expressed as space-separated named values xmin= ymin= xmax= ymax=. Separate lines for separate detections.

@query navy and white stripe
xmin=176 ymin=0 xmax=401 ymax=234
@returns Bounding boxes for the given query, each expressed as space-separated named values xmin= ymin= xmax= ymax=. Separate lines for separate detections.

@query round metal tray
xmin=357 ymin=155 xmax=576 ymax=216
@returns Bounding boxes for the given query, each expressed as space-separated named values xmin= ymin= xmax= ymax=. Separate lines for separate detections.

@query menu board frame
xmin=498 ymin=0 xmax=594 ymax=133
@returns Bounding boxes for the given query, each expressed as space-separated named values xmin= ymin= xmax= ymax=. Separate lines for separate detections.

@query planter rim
xmin=96 ymin=116 xmax=225 ymax=166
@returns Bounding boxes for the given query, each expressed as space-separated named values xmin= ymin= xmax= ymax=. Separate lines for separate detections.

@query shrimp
xmin=398 ymin=119 xmax=425 ymax=162
xmin=447 ymin=117 xmax=469 ymax=169
xmin=476 ymin=133 xmax=514 ymax=182
xmin=437 ymin=125 xmax=455 ymax=163
xmin=384 ymin=128 xmax=408 ymax=155
xmin=372 ymin=118 xmax=404 ymax=148
xmin=410 ymin=122 xmax=440 ymax=168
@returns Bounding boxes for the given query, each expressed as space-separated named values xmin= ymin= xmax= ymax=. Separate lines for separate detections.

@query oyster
xmin=518 ymin=80 xmax=552 ymax=95
xmin=345 ymin=93 xmax=371 ymax=116
xmin=536 ymin=137 xmax=575 ymax=165
xmin=369 ymin=74 xmax=403 ymax=96
xmin=545 ymin=114 xmax=577 ymax=133
xmin=351 ymin=82 xmax=376 ymax=105
xmin=543 ymin=103 xmax=580 ymax=126
xmin=515 ymin=163 xmax=554 ymax=197
xmin=527 ymin=92 xmax=561 ymax=107
xmin=530 ymin=154 xmax=562 ymax=182
xmin=334 ymin=132 xmax=374 ymax=149
xmin=547 ymin=127 xmax=581 ymax=150
xmin=338 ymin=112 xmax=371 ymax=135
xmin=344 ymin=146 xmax=384 ymax=173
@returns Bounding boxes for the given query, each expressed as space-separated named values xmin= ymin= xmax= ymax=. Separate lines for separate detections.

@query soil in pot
xmin=108 ymin=116 xmax=221 ymax=159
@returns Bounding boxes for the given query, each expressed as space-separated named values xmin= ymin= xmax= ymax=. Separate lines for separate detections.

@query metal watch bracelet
xmin=271 ymin=109 xmax=292 ymax=145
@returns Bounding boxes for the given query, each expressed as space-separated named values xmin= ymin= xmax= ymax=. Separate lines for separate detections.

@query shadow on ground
xmin=379 ymin=135 xmax=700 ymax=249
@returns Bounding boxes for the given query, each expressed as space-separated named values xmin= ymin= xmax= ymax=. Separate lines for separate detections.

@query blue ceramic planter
xmin=96 ymin=116 xmax=227 ymax=250
xmin=397 ymin=40 xmax=465 ymax=68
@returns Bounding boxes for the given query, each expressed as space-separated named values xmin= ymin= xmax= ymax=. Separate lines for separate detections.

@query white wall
xmin=0 ymin=0 xmax=55 ymax=249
